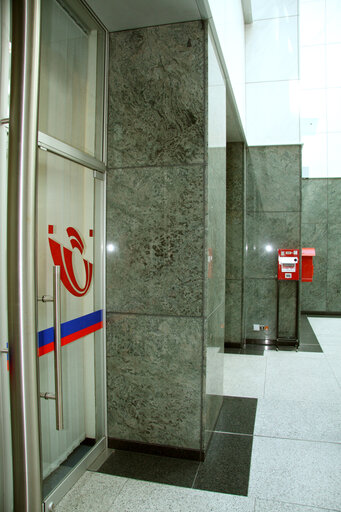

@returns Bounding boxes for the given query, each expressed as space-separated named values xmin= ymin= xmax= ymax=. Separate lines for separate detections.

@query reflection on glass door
xmin=39 ymin=0 xmax=105 ymax=160
xmin=37 ymin=150 xmax=104 ymax=499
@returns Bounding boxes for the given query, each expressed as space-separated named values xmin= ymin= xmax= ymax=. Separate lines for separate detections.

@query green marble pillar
xmin=106 ymin=21 xmax=226 ymax=456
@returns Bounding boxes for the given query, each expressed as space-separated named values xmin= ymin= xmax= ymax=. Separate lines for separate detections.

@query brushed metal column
xmin=7 ymin=0 xmax=42 ymax=510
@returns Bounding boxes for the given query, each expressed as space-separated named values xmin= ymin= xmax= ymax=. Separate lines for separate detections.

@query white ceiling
xmin=87 ymin=0 xmax=202 ymax=32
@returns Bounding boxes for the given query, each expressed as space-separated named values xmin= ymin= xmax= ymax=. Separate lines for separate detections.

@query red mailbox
xmin=278 ymin=249 xmax=299 ymax=280
xmin=301 ymin=247 xmax=315 ymax=282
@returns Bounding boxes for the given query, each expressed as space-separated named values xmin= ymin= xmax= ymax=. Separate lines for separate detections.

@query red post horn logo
xmin=49 ymin=226 xmax=93 ymax=297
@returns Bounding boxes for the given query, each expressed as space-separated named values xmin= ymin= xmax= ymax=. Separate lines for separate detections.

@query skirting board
xmin=108 ymin=437 xmax=204 ymax=461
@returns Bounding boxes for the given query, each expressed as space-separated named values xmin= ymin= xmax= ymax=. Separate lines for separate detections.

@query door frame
xmin=44 ymin=437 xmax=107 ymax=510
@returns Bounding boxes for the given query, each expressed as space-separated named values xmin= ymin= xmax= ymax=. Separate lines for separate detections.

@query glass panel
xmin=39 ymin=0 xmax=105 ymax=160
xmin=36 ymin=149 xmax=104 ymax=497
xmin=0 ymin=1 xmax=13 ymax=511
xmin=205 ymin=30 xmax=226 ymax=448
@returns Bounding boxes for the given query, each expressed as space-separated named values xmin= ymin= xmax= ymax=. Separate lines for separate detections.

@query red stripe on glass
xmin=61 ymin=321 xmax=103 ymax=347
xmin=37 ymin=321 xmax=103 ymax=357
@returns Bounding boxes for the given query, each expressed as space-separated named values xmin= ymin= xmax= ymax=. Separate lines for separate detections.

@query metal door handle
xmin=53 ymin=266 xmax=63 ymax=430
xmin=39 ymin=266 xmax=64 ymax=430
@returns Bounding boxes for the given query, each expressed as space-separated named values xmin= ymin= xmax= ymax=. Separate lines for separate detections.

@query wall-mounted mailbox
xmin=278 ymin=249 xmax=299 ymax=280
xmin=301 ymin=247 xmax=315 ymax=282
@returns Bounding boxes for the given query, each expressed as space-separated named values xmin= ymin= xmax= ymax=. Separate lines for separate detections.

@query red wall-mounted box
xmin=301 ymin=247 xmax=315 ymax=282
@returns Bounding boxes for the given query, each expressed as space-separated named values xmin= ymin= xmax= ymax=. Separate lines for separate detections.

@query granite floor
xmin=56 ymin=316 xmax=341 ymax=512
xmin=97 ymin=395 xmax=257 ymax=497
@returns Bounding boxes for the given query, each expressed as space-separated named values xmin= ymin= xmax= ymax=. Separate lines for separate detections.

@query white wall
xmin=208 ymin=31 xmax=226 ymax=148
xmin=245 ymin=0 xmax=300 ymax=145
xmin=300 ymin=0 xmax=341 ymax=177
xmin=208 ymin=0 xmax=246 ymax=130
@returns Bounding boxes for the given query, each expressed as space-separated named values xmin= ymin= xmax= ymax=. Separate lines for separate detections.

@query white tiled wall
xmin=325 ymin=0 xmax=341 ymax=43
xmin=300 ymin=0 xmax=341 ymax=177
xmin=327 ymin=88 xmax=341 ymax=132
xmin=208 ymin=35 xmax=226 ymax=148
xmin=209 ymin=0 xmax=246 ymax=129
xmin=301 ymin=133 xmax=328 ymax=177
xmin=300 ymin=89 xmax=327 ymax=133
xmin=252 ymin=0 xmax=298 ymax=20
xmin=245 ymin=0 xmax=300 ymax=146
xmin=300 ymin=45 xmax=325 ymax=89
xmin=327 ymin=133 xmax=341 ymax=177
xmin=246 ymin=80 xmax=300 ymax=145
xmin=245 ymin=0 xmax=341 ymax=178
xmin=300 ymin=0 xmax=325 ymax=45
xmin=245 ymin=17 xmax=299 ymax=82
xmin=326 ymin=44 xmax=341 ymax=87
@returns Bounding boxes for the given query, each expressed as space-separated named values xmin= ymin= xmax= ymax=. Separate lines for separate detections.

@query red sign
xmin=49 ymin=226 xmax=93 ymax=297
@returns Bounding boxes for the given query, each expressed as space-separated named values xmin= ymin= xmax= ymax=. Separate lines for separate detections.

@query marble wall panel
xmin=278 ymin=281 xmax=298 ymax=338
xmin=327 ymin=223 xmax=341 ymax=269
xmin=327 ymin=267 xmax=341 ymax=311
xmin=301 ymin=221 xmax=328 ymax=311
xmin=328 ymin=179 xmax=341 ymax=218
xmin=325 ymin=180 xmax=341 ymax=313
xmin=244 ymin=278 xmax=277 ymax=340
xmin=206 ymin=147 xmax=226 ymax=316
xmin=225 ymin=279 xmax=243 ymax=343
xmin=226 ymin=211 xmax=243 ymax=280
xmin=226 ymin=143 xmax=245 ymax=212
xmin=301 ymin=279 xmax=327 ymax=312
xmin=108 ymin=22 xmax=205 ymax=169
xmin=106 ymin=313 xmax=202 ymax=449
xmin=204 ymin=304 xmax=224 ymax=449
xmin=301 ymin=222 xmax=328 ymax=278
xmin=301 ymin=179 xmax=328 ymax=224
xmin=225 ymin=142 xmax=245 ymax=345
xmin=244 ymin=146 xmax=301 ymax=341
xmin=246 ymin=146 xmax=301 ymax=213
xmin=327 ymin=222 xmax=341 ymax=312
xmin=106 ymin=165 xmax=204 ymax=316
xmin=245 ymin=211 xmax=300 ymax=279
xmin=300 ymin=178 xmax=341 ymax=313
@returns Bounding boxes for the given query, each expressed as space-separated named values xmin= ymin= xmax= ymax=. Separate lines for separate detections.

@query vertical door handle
xmin=53 ymin=266 xmax=63 ymax=430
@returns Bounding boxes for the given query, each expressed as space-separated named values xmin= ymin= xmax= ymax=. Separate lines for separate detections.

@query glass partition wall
xmin=2 ymin=1 xmax=107 ymax=510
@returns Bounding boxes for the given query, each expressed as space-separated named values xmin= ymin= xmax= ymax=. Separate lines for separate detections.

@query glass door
xmin=37 ymin=0 xmax=107 ymax=508
xmin=36 ymin=150 xmax=105 ymax=505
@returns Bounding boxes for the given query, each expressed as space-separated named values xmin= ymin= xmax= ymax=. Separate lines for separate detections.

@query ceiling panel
xmin=86 ymin=0 xmax=201 ymax=32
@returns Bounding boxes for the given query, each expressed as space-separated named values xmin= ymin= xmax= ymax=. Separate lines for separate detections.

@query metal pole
xmin=7 ymin=0 xmax=42 ymax=510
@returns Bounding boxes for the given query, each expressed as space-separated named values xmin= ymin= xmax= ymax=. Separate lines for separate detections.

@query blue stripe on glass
xmin=38 ymin=309 xmax=103 ymax=348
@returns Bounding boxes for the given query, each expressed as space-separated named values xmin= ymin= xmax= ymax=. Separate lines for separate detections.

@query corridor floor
xmin=55 ymin=317 xmax=341 ymax=512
